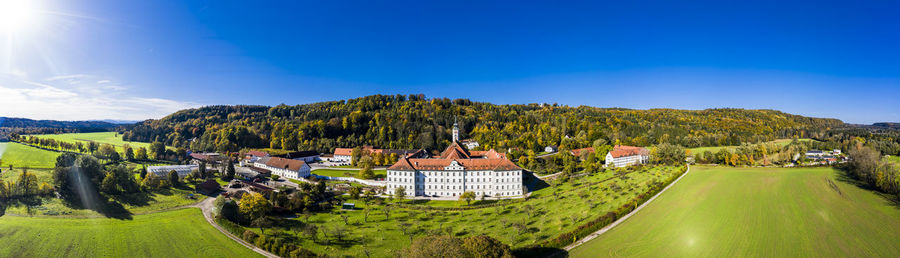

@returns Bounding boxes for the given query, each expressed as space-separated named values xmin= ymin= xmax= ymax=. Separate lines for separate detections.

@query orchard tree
xmin=459 ymin=191 xmax=476 ymax=205
xmin=239 ymin=192 xmax=272 ymax=220
xmin=394 ymin=186 xmax=406 ymax=202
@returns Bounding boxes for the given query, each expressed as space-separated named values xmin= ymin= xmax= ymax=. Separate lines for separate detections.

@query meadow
xmin=886 ymin=155 xmax=900 ymax=165
xmin=242 ymin=166 xmax=685 ymax=257
xmin=0 ymin=142 xmax=61 ymax=169
xmin=570 ymin=166 xmax=900 ymax=257
xmin=687 ymin=138 xmax=813 ymax=154
xmin=311 ymin=168 xmax=386 ymax=179
xmin=0 ymin=208 xmax=261 ymax=257
xmin=26 ymin=132 xmax=152 ymax=151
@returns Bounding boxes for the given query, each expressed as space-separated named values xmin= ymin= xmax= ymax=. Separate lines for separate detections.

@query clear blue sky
xmin=0 ymin=0 xmax=897 ymax=123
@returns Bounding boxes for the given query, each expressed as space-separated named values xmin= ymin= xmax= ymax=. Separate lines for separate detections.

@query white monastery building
xmin=605 ymin=145 xmax=650 ymax=168
xmin=386 ymin=122 xmax=524 ymax=198
xmin=254 ymin=156 xmax=311 ymax=179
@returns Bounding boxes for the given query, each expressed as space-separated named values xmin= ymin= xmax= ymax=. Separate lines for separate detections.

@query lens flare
xmin=0 ymin=0 xmax=41 ymax=33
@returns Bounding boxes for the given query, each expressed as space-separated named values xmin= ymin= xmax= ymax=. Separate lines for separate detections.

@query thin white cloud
xmin=0 ymin=73 xmax=198 ymax=121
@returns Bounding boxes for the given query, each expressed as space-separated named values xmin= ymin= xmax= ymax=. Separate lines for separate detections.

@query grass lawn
xmin=27 ymin=132 xmax=152 ymax=152
xmin=4 ymin=186 xmax=205 ymax=217
xmin=886 ymin=155 xmax=900 ymax=165
xmin=312 ymin=168 xmax=386 ymax=179
xmin=0 ymin=208 xmax=261 ymax=257
xmin=0 ymin=142 xmax=61 ymax=169
xmin=571 ymin=166 xmax=900 ymax=257
xmin=251 ymin=166 xmax=684 ymax=257
xmin=688 ymin=138 xmax=813 ymax=154
xmin=0 ymin=168 xmax=53 ymax=186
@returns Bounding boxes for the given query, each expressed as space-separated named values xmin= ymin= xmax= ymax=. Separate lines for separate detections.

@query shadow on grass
xmin=833 ymin=166 xmax=900 ymax=210
xmin=513 ymin=246 xmax=569 ymax=258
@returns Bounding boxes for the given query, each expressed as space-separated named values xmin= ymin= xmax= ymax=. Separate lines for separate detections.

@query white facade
xmin=387 ymin=162 xmax=524 ymax=198
xmin=254 ymin=161 xmax=311 ymax=180
xmin=462 ymin=140 xmax=480 ymax=150
xmin=147 ymin=165 xmax=198 ymax=178
xmin=605 ymin=153 xmax=649 ymax=168
xmin=333 ymin=155 xmax=352 ymax=162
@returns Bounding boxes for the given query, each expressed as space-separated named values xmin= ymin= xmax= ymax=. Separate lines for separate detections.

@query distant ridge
xmin=872 ymin=122 xmax=900 ymax=129
xmin=92 ymin=119 xmax=141 ymax=125
xmin=0 ymin=117 xmax=118 ymax=129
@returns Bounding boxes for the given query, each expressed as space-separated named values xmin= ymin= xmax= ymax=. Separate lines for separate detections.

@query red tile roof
xmin=260 ymin=157 xmax=308 ymax=171
xmin=608 ymin=145 xmax=649 ymax=158
xmin=247 ymin=150 xmax=269 ymax=157
xmin=570 ymin=147 xmax=595 ymax=157
xmin=388 ymin=141 xmax=521 ymax=171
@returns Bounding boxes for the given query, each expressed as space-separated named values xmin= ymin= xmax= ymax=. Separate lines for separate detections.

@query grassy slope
xmin=0 ymin=142 xmax=61 ymax=169
xmin=886 ymin=155 xmax=900 ymax=165
xmin=311 ymin=168 xmax=386 ymax=179
xmin=0 ymin=208 xmax=261 ymax=257
xmin=28 ymin=132 xmax=152 ymax=151
xmin=262 ymin=166 xmax=683 ymax=257
xmin=571 ymin=166 xmax=900 ymax=257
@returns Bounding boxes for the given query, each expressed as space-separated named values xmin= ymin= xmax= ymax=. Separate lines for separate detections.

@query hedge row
xmin=395 ymin=197 xmax=527 ymax=211
xmin=240 ymin=229 xmax=319 ymax=258
xmin=217 ymin=216 xmax=320 ymax=258
xmin=537 ymin=165 xmax=688 ymax=249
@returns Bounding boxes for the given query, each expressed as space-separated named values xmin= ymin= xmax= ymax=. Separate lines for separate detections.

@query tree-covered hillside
xmin=120 ymin=94 xmax=844 ymax=156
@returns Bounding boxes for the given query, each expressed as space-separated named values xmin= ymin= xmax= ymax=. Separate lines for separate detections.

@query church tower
xmin=452 ymin=118 xmax=459 ymax=142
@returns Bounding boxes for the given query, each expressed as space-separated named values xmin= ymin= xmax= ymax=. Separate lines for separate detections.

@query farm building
xmin=146 ymin=165 xmax=199 ymax=178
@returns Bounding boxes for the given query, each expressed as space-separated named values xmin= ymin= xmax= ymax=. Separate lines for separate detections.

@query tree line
xmin=118 ymin=94 xmax=843 ymax=156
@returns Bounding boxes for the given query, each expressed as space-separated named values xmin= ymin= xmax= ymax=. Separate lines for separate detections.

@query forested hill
xmin=121 ymin=94 xmax=844 ymax=155
xmin=0 ymin=117 xmax=118 ymax=129
xmin=0 ymin=117 xmax=117 ymax=140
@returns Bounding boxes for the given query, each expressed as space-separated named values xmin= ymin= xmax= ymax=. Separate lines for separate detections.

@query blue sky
xmin=0 ymin=0 xmax=897 ymax=123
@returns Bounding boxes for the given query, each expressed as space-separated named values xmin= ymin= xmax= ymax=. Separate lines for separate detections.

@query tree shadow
xmin=62 ymin=192 xmax=133 ymax=220
xmin=833 ymin=167 xmax=900 ymax=209
xmin=513 ymin=247 xmax=568 ymax=258
xmin=109 ymin=191 xmax=153 ymax=207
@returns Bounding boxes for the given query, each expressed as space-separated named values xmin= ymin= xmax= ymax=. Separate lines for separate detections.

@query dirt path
xmin=561 ymin=164 xmax=691 ymax=252
xmin=195 ymin=198 xmax=279 ymax=258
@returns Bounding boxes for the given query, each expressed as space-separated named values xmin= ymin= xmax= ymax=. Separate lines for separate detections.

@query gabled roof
xmin=260 ymin=157 xmax=308 ymax=171
xmin=247 ymin=150 xmax=269 ymax=157
xmin=570 ymin=147 xmax=595 ymax=157
xmin=388 ymin=157 xmax=522 ymax=171
xmin=440 ymin=141 xmax=471 ymax=159
xmin=608 ymin=145 xmax=649 ymax=158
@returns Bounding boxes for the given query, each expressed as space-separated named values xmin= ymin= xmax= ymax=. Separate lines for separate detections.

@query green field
xmin=0 ymin=142 xmax=62 ymax=169
xmin=571 ymin=166 xmax=900 ymax=257
xmin=886 ymin=155 xmax=900 ymax=165
xmin=311 ymin=168 xmax=386 ymax=179
xmin=28 ymin=132 xmax=152 ymax=151
xmin=245 ymin=166 xmax=684 ymax=257
xmin=0 ymin=208 xmax=261 ymax=257
xmin=688 ymin=138 xmax=812 ymax=154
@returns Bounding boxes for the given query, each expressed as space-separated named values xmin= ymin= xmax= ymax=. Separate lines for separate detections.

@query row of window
xmin=387 ymin=171 xmax=522 ymax=177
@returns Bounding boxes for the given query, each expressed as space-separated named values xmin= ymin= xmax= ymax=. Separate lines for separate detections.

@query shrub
xmin=242 ymin=230 xmax=259 ymax=242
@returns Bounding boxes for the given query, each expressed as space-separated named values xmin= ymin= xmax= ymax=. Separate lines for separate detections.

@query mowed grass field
xmin=0 ymin=142 xmax=61 ymax=168
xmin=688 ymin=138 xmax=813 ymax=154
xmin=311 ymin=168 xmax=386 ymax=179
xmin=0 ymin=208 xmax=261 ymax=257
xmin=571 ymin=166 xmax=900 ymax=257
xmin=28 ymin=132 xmax=152 ymax=151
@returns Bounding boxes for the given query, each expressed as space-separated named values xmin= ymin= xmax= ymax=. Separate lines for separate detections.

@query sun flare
xmin=0 ymin=0 xmax=41 ymax=33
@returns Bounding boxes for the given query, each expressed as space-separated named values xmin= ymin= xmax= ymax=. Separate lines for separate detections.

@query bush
xmin=242 ymin=230 xmax=259 ymax=242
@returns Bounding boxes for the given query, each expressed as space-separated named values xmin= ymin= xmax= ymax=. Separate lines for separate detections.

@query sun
xmin=0 ymin=0 xmax=41 ymax=33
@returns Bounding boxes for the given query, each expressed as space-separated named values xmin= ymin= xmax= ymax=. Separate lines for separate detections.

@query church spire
xmin=452 ymin=117 xmax=459 ymax=142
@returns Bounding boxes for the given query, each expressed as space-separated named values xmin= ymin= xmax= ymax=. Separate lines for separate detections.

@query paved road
xmin=194 ymin=198 xmax=279 ymax=258
xmin=560 ymin=164 xmax=692 ymax=253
